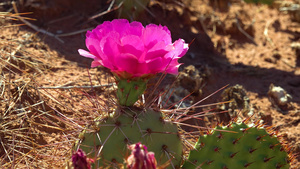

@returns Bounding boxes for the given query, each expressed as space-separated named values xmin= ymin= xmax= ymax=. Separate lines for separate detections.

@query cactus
xmin=182 ymin=122 xmax=290 ymax=169
xmin=116 ymin=77 xmax=148 ymax=106
xmin=76 ymin=19 xmax=292 ymax=169
xmin=126 ymin=142 xmax=157 ymax=169
xmin=116 ymin=0 xmax=150 ymax=20
xmin=76 ymin=107 xmax=182 ymax=169
xmin=72 ymin=149 xmax=94 ymax=169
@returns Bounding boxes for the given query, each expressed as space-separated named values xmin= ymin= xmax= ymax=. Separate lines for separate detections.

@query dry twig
xmin=87 ymin=0 xmax=121 ymax=22
xmin=235 ymin=13 xmax=257 ymax=46
xmin=264 ymin=20 xmax=274 ymax=46
xmin=56 ymin=28 xmax=94 ymax=37
xmin=38 ymin=83 xmax=115 ymax=89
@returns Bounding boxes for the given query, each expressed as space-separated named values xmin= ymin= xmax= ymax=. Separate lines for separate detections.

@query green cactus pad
xmin=116 ymin=0 xmax=150 ymax=19
xmin=116 ymin=77 xmax=148 ymax=106
xmin=76 ymin=108 xmax=182 ymax=168
xmin=182 ymin=122 xmax=290 ymax=169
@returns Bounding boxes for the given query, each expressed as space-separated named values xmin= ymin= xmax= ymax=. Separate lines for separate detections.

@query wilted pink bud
xmin=78 ymin=19 xmax=188 ymax=79
xmin=72 ymin=149 xmax=94 ymax=169
xmin=127 ymin=142 xmax=157 ymax=169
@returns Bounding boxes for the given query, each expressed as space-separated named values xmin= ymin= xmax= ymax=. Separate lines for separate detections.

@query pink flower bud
xmin=127 ymin=143 xmax=157 ymax=169
xmin=72 ymin=149 xmax=94 ymax=169
xmin=78 ymin=19 xmax=188 ymax=79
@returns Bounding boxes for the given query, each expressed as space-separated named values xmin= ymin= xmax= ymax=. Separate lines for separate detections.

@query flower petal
xmin=145 ymin=41 xmax=169 ymax=61
xmin=102 ymin=32 xmax=121 ymax=64
xmin=85 ymin=37 xmax=103 ymax=59
xmin=165 ymin=39 xmax=188 ymax=60
xmin=145 ymin=57 xmax=164 ymax=74
xmin=91 ymin=60 xmax=102 ymax=67
xmin=127 ymin=21 xmax=143 ymax=36
xmin=110 ymin=19 xmax=130 ymax=36
xmin=120 ymin=35 xmax=144 ymax=60
xmin=78 ymin=49 xmax=96 ymax=59
xmin=165 ymin=59 xmax=182 ymax=74
xmin=78 ymin=19 xmax=189 ymax=78
xmin=143 ymin=24 xmax=172 ymax=49
xmin=173 ymin=39 xmax=189 ymax=58
xmin=114 ymin=53 xmax=139 ymax=74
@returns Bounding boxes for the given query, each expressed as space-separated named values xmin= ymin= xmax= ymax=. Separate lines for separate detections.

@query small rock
xmin=176 ymin=65 xmax=204 ymax=97
xmin=268 ymin=84 xmax=292 ymax=109
xmin=162 ymin=65 xmax=209 ymax=108
xmin=218 ymin=84 xmax=251 ymax=122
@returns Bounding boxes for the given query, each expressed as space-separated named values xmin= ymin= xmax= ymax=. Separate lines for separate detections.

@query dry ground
xmin=0 ymin=0 xmax=299 ymax=168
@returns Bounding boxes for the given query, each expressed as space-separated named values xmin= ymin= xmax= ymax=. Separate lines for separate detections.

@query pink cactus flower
xmin=78 ymin=19 xmax=188 ymax=79
xmin=72 ymin=149 xmax=94 ymax=169
xmin=127 ymin=142 xmax=157 ymax=169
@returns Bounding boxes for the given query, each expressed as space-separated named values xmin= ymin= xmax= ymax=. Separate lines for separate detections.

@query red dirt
xmin=0 ymin=0 xmax=299 ymax=168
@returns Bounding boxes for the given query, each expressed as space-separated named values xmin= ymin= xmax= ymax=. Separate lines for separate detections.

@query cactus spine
xmin=116 ymin=77 xmax=148 ymax=106
xmin=76 ymin=107 xmax=182 ymax=168
xmin=182 ymin=122 xmax=290 ymax=169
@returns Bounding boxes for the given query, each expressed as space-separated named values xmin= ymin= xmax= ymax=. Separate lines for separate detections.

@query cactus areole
xmin=77 ymin=108 xmax=183 ymax=169
xmin=116 ymin=76 xmax=148 ymax=106
xmin=78 ymin=19 xmax=189 ymax=106
xmin=182 ymin=122 xmax=290 ymax=169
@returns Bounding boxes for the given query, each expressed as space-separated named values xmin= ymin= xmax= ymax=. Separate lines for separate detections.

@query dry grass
xmin=0 ymin=13 xmax=72 ymax=167
xmin=0 ymin=1 xmax=296 ymax=168
xmin=0 ymin=2 xmax=121 ymax=167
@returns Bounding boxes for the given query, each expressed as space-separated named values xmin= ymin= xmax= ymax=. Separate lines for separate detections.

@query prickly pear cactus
xmin=182 ymin=122 xmax=290 ymax=169
xmin=116 ymin=77 xmax=148 ymax=106
xmin=116 ymin=0 xmax=150 ymax=19
xmin=76 ymin=108 xmax=182 ymax=168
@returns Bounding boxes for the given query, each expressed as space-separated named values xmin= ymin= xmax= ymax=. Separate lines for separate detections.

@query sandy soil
xmin=0 ymin=0 xmax=299 ymax=168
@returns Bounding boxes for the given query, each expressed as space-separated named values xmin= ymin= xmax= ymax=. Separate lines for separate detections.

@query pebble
xmin=268 ymin=84 xmax=292 ymax=107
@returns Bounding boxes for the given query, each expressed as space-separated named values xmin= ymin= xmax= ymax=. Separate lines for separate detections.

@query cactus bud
xmin=127 ymin=142 xmax=157 ymax=169
xmin=72 ymin=149 xmax=94 ymax=169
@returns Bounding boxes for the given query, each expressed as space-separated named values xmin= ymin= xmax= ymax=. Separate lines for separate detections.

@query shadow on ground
xmin=11 ymin=0 xmax=299 ymax=103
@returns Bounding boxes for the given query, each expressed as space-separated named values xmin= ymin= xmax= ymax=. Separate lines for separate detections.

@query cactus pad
xmin=76 ymin=108 xmax=182 ymax=168
xmin=182 ymin=122 xmax=290 ymax=169
xmin=116 ymin=77 xmax=148 ymax=106
xmin=116 ymin=0 xmax=150 ymax=19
